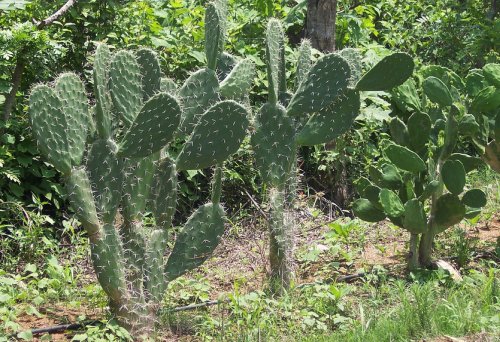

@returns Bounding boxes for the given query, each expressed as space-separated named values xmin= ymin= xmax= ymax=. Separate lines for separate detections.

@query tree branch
xmin=36 ymin=0 xmax=78 ymax=29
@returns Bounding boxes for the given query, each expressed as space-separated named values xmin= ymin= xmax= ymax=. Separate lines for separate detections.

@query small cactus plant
xmin=28 ymin=0 xmax=253 ymax=337
xmin=354 ymin=64 xmax=491 ymax=270
xmin=253 ymin=19 xmax=414 ymax=291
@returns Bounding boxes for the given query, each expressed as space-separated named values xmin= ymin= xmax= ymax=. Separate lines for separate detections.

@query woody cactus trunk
xmin=28 ymin=1 xmax=253 ymax=338
xmin=252 ymin=19 xmax=414 ymax=291
xmin=354 ymin=64 xmax=493 ymax=270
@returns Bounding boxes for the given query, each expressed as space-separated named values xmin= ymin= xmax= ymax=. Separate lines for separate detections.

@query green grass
xmin=305 ymin=269 xmax=499 ymax=342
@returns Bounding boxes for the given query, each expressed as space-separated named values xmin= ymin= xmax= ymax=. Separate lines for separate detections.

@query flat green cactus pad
xmin=379 ymin=189 xmax=405 ymax=217
xmin=29 ymin=85 xmax=71 ymax=174
xmin=338 ymin=48 xmax=363 ymax=86
xmin=252 ymin=103 xmax=295 ymax=186
xmin=423 ymin=76 xmax=453 ymax=107
xmin=66 ymin=167 xmax=99 ymax=227
xmin=295 ymin=89 xmax=360 ymax=146
xmin=403 ymin=199 xmax=427 ymax=234
xmin=434 ymin=193 xmax=465 ymax=232
xmin=119 ymin=92 xmax=181 ymax=158
xmin=160 ymin=77 xmax=178 ymax=94
xmin=370 ymin=163 xmax=403 ymax=190
xmin=462 ymin=189 xmax=487 ymax=208
xmin=55 ymin=73 xmax=90 ymax=166
xmin=352 ymin=198 xmax=386 ymax=222
xmin=178 ymin=68 xmax=219 ymax=136
xmin=176 ymin=101 xmax=249 ymax=170
xmin=109 ymin=50 xmax=143 ymax=126
xmin=295 ymin=39 xmax=312 ymax=90
xmin=465 ymin=71 xmax=487 ymax=98
xmin=287 ymin=54 xmax=351 ymax=117
xmin=86 ymin=139 xmax=123 ymax=223
xmin=441 ymin=159 xmax=466 ymax=195
xmin=483 ymin=63 xmax=500 ymax=88
xmin=205 ymin=3 xmax=222 ymax=70
xmin=356 ymin=53 xmax=414 ymax=91
xmin=385 ymin=144 xmax=427 ymax=173
xmin=389 ymin=117 xmax=410 ymax=147
xmin=165 ymin=203 xmax=225 ymax=281
xmin=93 ymin=44 xmax=113 ymax=138
xmin=220 ymin=58 xmax=255 ymax=99
xmin=407 ymin=112 xmax=431 ymax=153
xmin=136 ymin=48 xmax=162 ymax=100
xmin=471 ymin=86 xmax=500 ymax=114
xmin=150 ymin=157 xmax=178 ymax=228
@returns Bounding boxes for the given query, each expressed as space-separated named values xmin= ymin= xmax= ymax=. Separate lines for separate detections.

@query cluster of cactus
xmin=462 ymin=63 xmax=500 ymax=172
xmin=253 ymin=19 xmax=414 ymax=290
xmin=28 ymin=0 xmax=255 ymax=337
xmin=353 ymin=63 xmax=496 ymax=269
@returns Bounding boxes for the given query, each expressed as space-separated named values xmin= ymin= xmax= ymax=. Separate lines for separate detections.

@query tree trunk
xmin=2 ymin=58 xmax=25 ymax=121
xmin=306 ymin=0 xmax=338 ymax=52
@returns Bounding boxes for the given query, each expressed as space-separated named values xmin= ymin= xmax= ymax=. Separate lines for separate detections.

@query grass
xmin=0 ymin=168 xmax=498 ymax=341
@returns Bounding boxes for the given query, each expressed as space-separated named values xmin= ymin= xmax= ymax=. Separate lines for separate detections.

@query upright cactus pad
xmin=252 ymin=103 xmax=295 ymax=186
xmin=165 ymin=203 xmax=225 ymax=281
xmin=119 ymin=92 xmax=181 ymax=158
xmin=287 ymin=54 xmax=351 ymax=117
xmin=178 ymin=68 xmax=219 ymax=136
xmin=109 ymin=50 xmax=143 ymax=126
xmin=136 ymin=48 xmax=162 ymax=100
xmin=86 ymin=139 xmax=123 ymax=223
xmin=29 ymin=85 xmax=71 ymax=174
xmin=295 ymin=39 xmax=312 ymax=90
xmin=93 ymin=43 xmax=113 ymax=138
xmin=355 ymin=53 xmax=414 ymax=91
xmin=176 ymin=101 xmax=249 ymax=170
xmin=423 ymin=76 xmax=453 ymax=107
xmin=295 ymin=89 xmax=360 ymax=146
xmin=220 ymin=58 xmax=255 ymax=99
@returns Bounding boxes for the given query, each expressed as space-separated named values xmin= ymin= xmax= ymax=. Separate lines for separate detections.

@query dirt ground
xmin=12 ymin=212 xmax=500 ymax=341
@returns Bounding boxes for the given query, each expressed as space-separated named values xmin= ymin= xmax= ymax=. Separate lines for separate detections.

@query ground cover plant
xmin=0 ymin=0 xmax=499 ymax=341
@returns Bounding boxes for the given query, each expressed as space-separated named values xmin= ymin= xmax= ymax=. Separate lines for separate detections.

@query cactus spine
xmin=28 ymin=1 xmax=253 ymax=338
xmin=253 ymin=19 xmax=414 ymax=291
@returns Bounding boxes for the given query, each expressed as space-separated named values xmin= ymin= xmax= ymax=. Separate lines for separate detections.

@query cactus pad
xmin=150 ymin=157 xmax=178 ymax=228
xmin=87 ymin=139 xmax=123 ymax=223
xmin=441 ymin=159 xmax=466 ymax=195
xmin=93 ymin=44 xmax=113 ymax=138
xmin=165 ymin=203 xmax=225 ymax=280
xmin=422 ymin=76 xmax=453 ymax=107
xmin=178 ymin=68 xmax=219 ymax=136
xmin=55 ymin=73 xmax=90 ymax=166
xmin=461 ymin=189 xmax=487 ymax=208
xmin=434 ymin=193 xmax=465 ymax=231
xmin=109 ymin=50 xmax=143 ymax=126
xmin=352 ymin=198 xmax=386 ymax=222
xmin=295 ymin=89 xmax=360 ymax=146
xmin=385 ymin=144 xmax=427 ymax=173
xmin=252 ymin=103 xmax=295 ymax=186
xmin=119 ymin=92 xmax=181 ymax=158
xmin=29 ymin=85 xmax=71 ymax=174
xmin=483 ymin=63 xmax=500 ymax=87
xmin=355 ymin=53 xmax=414 ymax=91
xmin=379 ymin=188 xmax=405 ymax=217
xmin=265 ymin=18 xmax=284 ymax=104
xmin=136 ymin=48 xmax=162 ymax=100
xmin=220 ymin=58 xmax=255 ymax=99
xmin=407 ymin=112 xmax=431 ymax=153
xmin=295 ymin=39 xmax=312 ymax=90
xmin=403 ymin=199 xmax=427 ymax=234
xmin=287 ymin=54 xmax=351 ymax=117
xmin=205 ymin=3 xmax=222 ymax=70
xmin=176 ymin=101 xmax=249 ymax=170
xmin=66 ymin=167 xmax=99 ymax=227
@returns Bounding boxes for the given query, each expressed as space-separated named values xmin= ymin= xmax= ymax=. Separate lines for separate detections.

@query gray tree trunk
xmin=306 ymin=0 xmax=338 ymax=52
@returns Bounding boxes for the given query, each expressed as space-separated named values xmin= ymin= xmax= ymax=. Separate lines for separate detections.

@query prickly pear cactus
xmin=252 ymin=18 xmax=414 ymax=291
xmin=354 ymin=65 xmax=490 ymax=270
xmin=28 ymin=1 xmax=252 ymax=338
